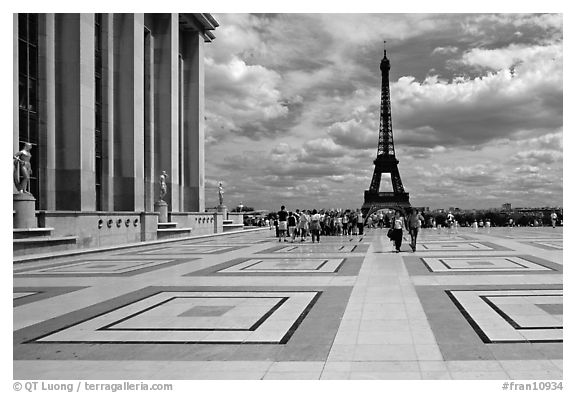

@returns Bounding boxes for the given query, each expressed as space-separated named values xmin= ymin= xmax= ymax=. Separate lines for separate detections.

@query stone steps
xmin=13 ymin=227 xmax=55 ymax=239
xmin=223 ymin=223 xmax=244 ymax=232
xmin=13 ymin=235 xmax=78 ymax=256
xmin=157 ymin=222 xmax=178 ymax=229
xmin=157 ymin=222 xmax=192 ymax=239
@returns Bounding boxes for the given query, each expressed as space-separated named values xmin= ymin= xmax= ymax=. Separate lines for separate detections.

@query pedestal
xmin=217 ymin=205 xmax=228 ymax=220
xmin=154 ymin=200 xmax=168 ymax=223
xmin=13 ymin=193 xmax=37 ymax=228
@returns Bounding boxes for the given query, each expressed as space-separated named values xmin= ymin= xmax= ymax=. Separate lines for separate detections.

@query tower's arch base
xmin=361 ymin=191 xmax=411 ymax=224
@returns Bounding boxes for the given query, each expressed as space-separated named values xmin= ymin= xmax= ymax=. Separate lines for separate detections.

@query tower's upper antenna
xmin=383 ymin=40 xmax=387 ymax=58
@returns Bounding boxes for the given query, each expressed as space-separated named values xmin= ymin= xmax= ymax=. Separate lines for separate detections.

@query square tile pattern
xmin=184 ymin=257 xmax=363 ymax=277
xmin=133 ymin=245 xmax=241 ymax=255
xmin=416 ymin=285 xmax=563 ymax=360
xmin=32 ymin=291 xmax=320 ymax=344
xmin=15 ymin=286 xmax=352 ymax=362
xmin=14 ymin=259 xmax=180 ymax=276
xmin=422 ymin=256 xmax=553 ymax=273
xmin=404 ymin=254 xmax=561 ymax=276
xmin=217 ymin=259 xmax=345 ymax=274
xmin=257 ymin=244 xmax=369 ymax=254
xmin=448 ymin=289 xmax=562 ymax=343
xmin=418 ymin=235 xmax=474 ymax=241
xmin=418 ymin=242 xmax=498 ymax=251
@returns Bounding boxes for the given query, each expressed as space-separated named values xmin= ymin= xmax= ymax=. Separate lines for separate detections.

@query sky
xmin=203 ymin=13 xmax=563 ymax=212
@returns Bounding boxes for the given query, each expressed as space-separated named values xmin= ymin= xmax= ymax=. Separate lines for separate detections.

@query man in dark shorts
xmin=277 ymin=205 xmax=289 ymax=242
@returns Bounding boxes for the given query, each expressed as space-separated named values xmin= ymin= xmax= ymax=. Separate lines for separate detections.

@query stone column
xmin=54 ymin=13 xmax=96 ymax=211
xmin=181 ymin=30 xmax=205 ymax=213
xmin=13 ymin=14 xmax=19 ymax=165
xmin=101 ymin=13 xmax=114 ymax=211
xmin=144 ymin=28 xmax=155 ymax=212
xmin=113 ymin=13 xmax=145 ymax=211
xmin=153 ymin=14 xmax=180 ymax=211
xmin=37 ymin=14 xmax=56 ymax=210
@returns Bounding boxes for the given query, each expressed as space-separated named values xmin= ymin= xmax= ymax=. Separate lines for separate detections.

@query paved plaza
xmin=13 ymin=226 xmax=563 ymax=380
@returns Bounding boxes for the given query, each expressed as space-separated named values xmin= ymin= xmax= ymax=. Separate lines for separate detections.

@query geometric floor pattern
xmin=13 ymin=259 xmax=193 ymax=277
xmin=447 ymin=289 xmax=562 ymax=343
xmin=523 ymin=240 xmax=563 ymax=251
xmin=13 ymin=226 xmax=563 ymax=380
xmin=216 ymin=259 xmax=344 ymax=274
xmin=31 ymin=290 xmax=321 ymax=344
xmin=184 ymin=257 xmax=364 ymax=276
xmin=409 ymin=255 xmax=562 ymax=274
xmin=417 ymin=242 xmax=511 ymax=251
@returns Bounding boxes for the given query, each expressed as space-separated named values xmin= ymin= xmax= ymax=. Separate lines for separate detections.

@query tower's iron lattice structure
xmin=361 ymin=46 xmax=410 ymax=220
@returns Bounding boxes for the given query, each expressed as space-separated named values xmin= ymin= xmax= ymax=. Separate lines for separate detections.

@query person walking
xmin=551 ymin=211 xmax=557 ymax=228
xmin=391 ymin=210 xmax=407 ymax=252
xmin=288 ymin=211 xmax=298 ymax=243
xmin=298 ymin=209 xmax=310 ymax=241
xmin=277 ymin=205 xmax=289 ymax=242
xmin=310 ymin=209 xmax=321 ymax=243
xmin=407 ymin=208 xmax=424 ymax=252
xmin=336 ymin=214 xmax=343 ymax=236
xmin=357 ymin=209 xmax=364 ymax=235
xmin=342 ymin=212 xmax=349 ymax=236
xmin=350 ymin=210 xmax=358 ymax=236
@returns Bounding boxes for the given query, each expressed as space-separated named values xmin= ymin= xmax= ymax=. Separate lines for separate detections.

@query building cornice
xmin=179 ymin=13 xmax=218 ymax=42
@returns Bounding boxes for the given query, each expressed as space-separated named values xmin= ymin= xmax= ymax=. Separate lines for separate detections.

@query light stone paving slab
xmin=450 ymin=371 xmax=510 ymax=380
xmin=262 ymin=372 xmax=322 ymax=380
xmin=505 ymin=370 xmax=563 ymax=380
xmin=348 ymin=371 xmax=422 ymax=380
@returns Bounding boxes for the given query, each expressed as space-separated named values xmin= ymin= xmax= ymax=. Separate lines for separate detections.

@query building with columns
xmin=14 ymin=13 xmax=228 ymax=256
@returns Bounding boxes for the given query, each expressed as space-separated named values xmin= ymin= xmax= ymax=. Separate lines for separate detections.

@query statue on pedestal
xmin=13 ymin=143 xmax=33 ymax=194
xmin=159 ymin=171 xmax=168 ymax=201
xmin=218 ymin=182 xmax=224 ymax=206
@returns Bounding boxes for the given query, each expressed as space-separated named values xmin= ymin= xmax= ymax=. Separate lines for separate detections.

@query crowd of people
xmin=267 ymin=206 xmax=561 ymax=251
xmin=271 ymin=206 xmax=365 ymax=243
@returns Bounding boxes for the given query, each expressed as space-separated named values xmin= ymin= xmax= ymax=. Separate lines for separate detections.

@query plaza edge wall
xmin=23 ymin=211 xmax=226 ymax=252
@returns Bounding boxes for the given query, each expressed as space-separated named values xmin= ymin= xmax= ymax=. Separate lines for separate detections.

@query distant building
xmin=502 ymin=203 xmax=512 ymax=211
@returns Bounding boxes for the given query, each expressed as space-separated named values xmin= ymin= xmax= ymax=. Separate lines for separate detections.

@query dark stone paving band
xmin=13 ymin=287 xmax=89 ymax=307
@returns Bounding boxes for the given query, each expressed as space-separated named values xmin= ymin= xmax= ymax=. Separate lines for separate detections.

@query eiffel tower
xmin=361 ymin=45 xmax=410 ymax=220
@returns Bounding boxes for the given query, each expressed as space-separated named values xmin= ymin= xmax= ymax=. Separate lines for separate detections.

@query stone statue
xmin=159 ymin=171 xmax=168 ymax=201
xmin=218 ymin=182 xmax=224 ymax=206
xmin=14 ymin=143 xmax=33 ymax=194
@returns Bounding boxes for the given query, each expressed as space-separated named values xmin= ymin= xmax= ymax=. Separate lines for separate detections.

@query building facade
xmin=14 ymin=13 xmax=218 ymax=213
xmin=14 ymin=13 xmax=222 ymax=255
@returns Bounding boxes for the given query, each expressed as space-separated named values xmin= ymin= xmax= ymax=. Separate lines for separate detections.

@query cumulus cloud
xmin=510 ymin=150 xmax=563 ymax=165
xmin=459 ymin=43 xmax=561 ymax=71
xmin=392 ymin=42 xmax=562 ymax=149
xmin=327 ymin=118 xmax=376 ymax=150
xmin=432 ymin=46 xmax=459 ymax=55
xmin=205 ymin=56 xmax=293 ymax=141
